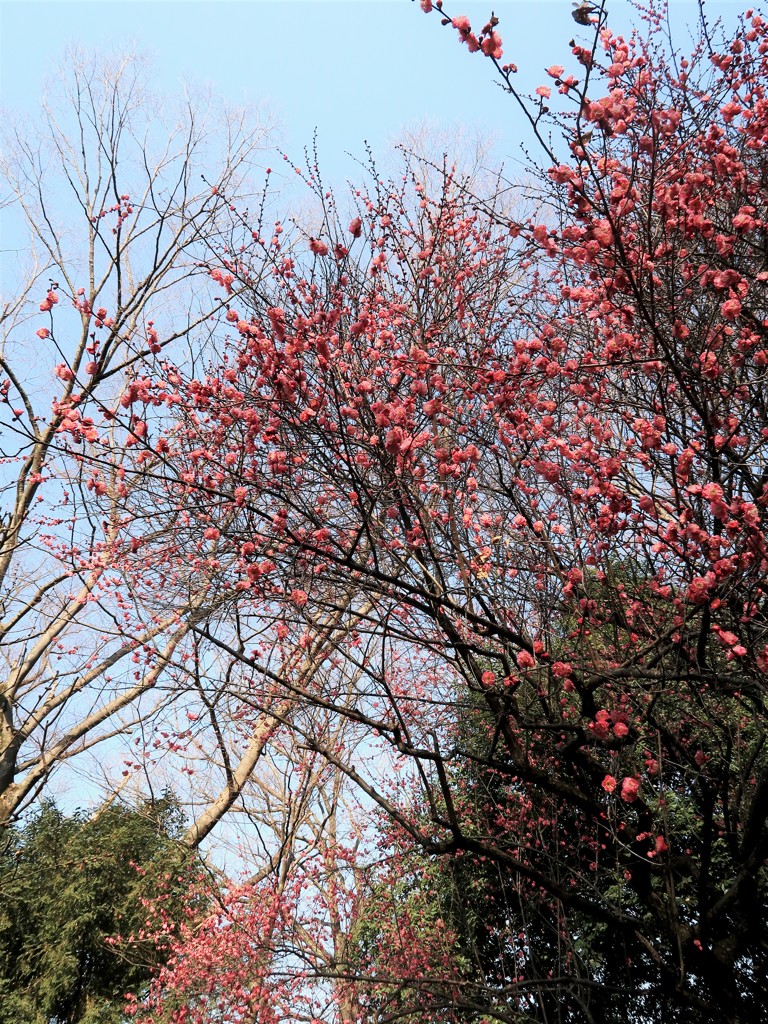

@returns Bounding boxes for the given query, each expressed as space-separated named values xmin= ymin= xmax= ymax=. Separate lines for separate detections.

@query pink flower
xmin=688 ymin=573 xmax=716 ymax=605
xmin=349 ymin=217 xmax=362 ymax=238
xmin=309 ymin=237 xmax=328 ymax=256
xmin=602 ymin=775 xmax=617 ymax=793
xmin=732 ymin=211 xmax=756 ymax=232
xmin=481 ymin=670 xmax=496 ymax=686
xmin=419 ymin=0 xmax=432 ymax=10
xmin=36 ymin=327 xmax=50 ymax=339
xmin=620 ymin=777 xmax=640 ymax=803
xmin=590 ymin=710 xmax=610 ymax=740
xmin=536 ymin=85 xmax=552 ymax=99
xmin=721 ymin=298 xmax=742 ymax=320
xmin=480 ymin=31 xmax=503 ymax=59
xmin=452 ymin=15 xmax=471 ymax=33
xmin=546 ymin=65 xmax=565 ymax=78
xmin=516 ymin=650 xmax=536 ymax=669
xmin=613 ymin=721 xmax=629 ymax=739
xmin=550 ymin=164 xmax=573 ymax=184
xmin=204 ymin=527 xmax=220 ymax=541
xmin=210 ymin=268 xmax=234 ymax=294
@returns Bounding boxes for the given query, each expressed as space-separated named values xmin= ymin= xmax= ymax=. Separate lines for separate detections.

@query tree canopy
xmin=2 ymin=2 xmax=767 ymax=1023
xmin=0 ymin=798 xmax=201 ymax=1024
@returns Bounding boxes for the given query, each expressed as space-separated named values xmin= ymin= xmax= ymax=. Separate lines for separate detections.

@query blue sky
xmin=0 ymin=0 xmax=745 ymax=185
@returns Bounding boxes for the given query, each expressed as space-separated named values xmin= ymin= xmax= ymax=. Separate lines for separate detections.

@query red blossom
xmin=451 ymin=14 xmax=471 ymax=32
xmin=480 ymin=31 xmax=503 ymax=59
xmin=620 ymin=777 xmax=640 ymax=803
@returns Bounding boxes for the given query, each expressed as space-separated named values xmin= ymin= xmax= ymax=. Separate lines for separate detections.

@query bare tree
xmin=0 ymin=49 xmax=277 ymax=828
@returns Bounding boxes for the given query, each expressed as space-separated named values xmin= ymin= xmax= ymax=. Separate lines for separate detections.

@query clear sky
xmin=0 ymin=0 xmax=746 ymax=187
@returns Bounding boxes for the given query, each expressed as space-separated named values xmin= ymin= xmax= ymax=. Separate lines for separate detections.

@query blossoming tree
xmin=129 ymin=3 xmax=768 ymax=1021
xmin=12 ymin=4 xmax=768 ymax=1022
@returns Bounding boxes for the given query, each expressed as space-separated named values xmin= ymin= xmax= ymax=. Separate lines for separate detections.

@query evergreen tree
xmin=0 ymin=797 xmax=201 ymax=1024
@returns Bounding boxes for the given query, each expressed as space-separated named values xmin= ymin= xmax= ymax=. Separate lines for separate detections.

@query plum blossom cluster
xmin=419 ymin=3 xmax=502 ymax=60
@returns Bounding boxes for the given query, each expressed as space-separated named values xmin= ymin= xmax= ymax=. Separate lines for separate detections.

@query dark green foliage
xmin=0 ymin=797 xmax=199 ymax=1024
